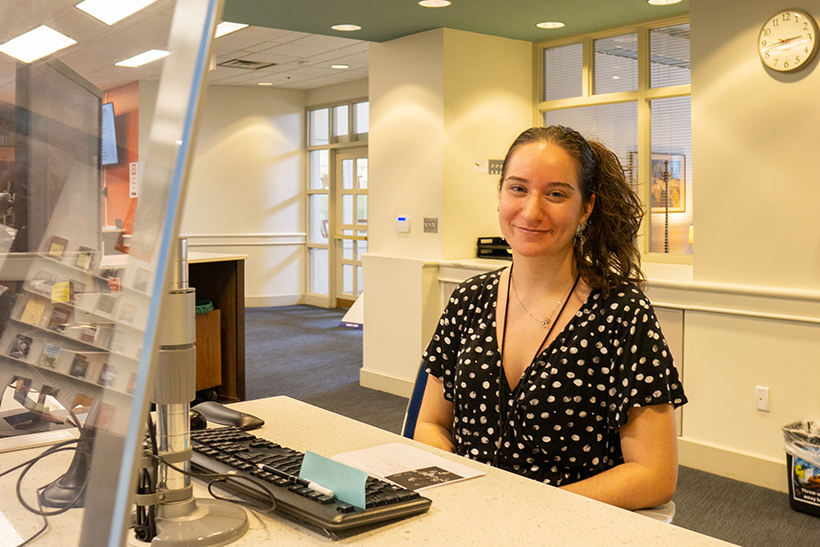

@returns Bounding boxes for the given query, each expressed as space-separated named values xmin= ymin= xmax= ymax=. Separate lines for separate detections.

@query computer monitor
xmin=0 ymin=0 xmax=224 ymax=545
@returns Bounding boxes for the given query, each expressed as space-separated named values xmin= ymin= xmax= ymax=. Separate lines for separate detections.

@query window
xmin=537 ymin=19 xmax=691 ymax=260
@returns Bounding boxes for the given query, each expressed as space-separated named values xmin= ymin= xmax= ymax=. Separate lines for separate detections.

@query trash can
xmin=783 ymin=420 xmax=820 ymax=517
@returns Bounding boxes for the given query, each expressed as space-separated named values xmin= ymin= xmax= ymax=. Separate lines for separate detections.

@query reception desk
xmin=0 ymin=396 xmax=737 ymax=546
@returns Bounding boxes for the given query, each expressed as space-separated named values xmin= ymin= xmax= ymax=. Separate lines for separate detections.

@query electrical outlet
xmin=755 ymin=386 xmax=769 ymax=412
xmin=488 ymin=159 xmax=504 ymax=175
xmin=423 ymin=217 xmax=438 ymax=233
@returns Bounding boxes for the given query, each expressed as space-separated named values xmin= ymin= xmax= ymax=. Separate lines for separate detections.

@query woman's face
xmin=498 ymin=141 xmax=593 ymax=261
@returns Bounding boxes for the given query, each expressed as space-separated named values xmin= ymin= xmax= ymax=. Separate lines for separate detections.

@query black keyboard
xmin=189 ymin=427 xmax=432 ymax=531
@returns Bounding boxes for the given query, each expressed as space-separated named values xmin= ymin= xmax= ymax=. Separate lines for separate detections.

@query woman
xmin=414 ymin=126 xmax=687 ymax=510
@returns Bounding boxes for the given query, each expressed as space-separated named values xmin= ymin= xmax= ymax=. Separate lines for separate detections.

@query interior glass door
xmin=334 ymin=148 xmax=367 ymax=308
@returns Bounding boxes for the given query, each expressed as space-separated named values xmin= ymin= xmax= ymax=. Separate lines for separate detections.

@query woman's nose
xmin=521 ymin=195 xmax=545 ymax=222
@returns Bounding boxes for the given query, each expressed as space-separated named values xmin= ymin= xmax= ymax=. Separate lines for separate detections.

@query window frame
xmin=305 ymin=98 xmax=369 ymax=306
xmin=534 ymin=16 xmax=691 ymax=264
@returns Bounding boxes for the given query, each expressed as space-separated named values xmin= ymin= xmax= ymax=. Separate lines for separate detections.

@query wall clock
xmin=758 ymin=10 xmax=819 ymax=72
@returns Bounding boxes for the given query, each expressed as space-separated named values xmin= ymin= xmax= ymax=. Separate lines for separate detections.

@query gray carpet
xmin=245 ymin=305 xmax=408 ymax=433
xmin=245 ymin=305 xmax=820 ymax=547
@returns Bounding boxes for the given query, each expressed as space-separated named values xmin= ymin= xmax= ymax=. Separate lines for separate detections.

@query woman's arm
xmin=413 ymin=374 xmax=456 ymax=452
xmin=559 ymin=403 xmax=679 ymax=510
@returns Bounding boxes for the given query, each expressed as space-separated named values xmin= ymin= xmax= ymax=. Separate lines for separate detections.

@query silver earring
xmin=575 ymin=223 xmax=586 ymax=246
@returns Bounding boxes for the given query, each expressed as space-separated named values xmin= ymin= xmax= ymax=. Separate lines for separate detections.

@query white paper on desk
xmin=332 ymin=443 xmax=484 ymax=491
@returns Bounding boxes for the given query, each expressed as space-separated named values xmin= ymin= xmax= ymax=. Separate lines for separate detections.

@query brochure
xmin=332 ymin=442 xmax=484 ymax=491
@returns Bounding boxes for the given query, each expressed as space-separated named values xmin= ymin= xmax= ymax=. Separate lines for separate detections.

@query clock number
xmin=795 ymin=56 xmax=800 ymax=65
xmin=763 ymin=28 xmax=772 ymax=37
xmin=784 ymin=60 xmax=790 ymax=69
xmin=773 ymin=18 xmax=779 ymax=27
xmin=783 ymin=12 xmax=791 ymax=22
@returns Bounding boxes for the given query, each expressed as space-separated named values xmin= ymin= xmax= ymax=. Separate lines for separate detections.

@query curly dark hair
xmin=499 ymin=126 xmax=645 ymax=297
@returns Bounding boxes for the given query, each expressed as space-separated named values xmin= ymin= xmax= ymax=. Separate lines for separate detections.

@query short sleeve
xmin=422 ymin=270 xmax=501 ymax=403
xmin=608 ymin=287 xmax=687 ymax=427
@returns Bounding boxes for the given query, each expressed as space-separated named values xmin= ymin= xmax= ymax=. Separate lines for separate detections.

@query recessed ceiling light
xmin=331 ymin=24 xmax=361 ymax=32
xmin=76 ymin=0 xmax=160 ymax=26
xmin=257 ymin=82 xmax=274 ymax=86
xmin=0 ymin=25 xmax=77 ymax=63
xmin=648 ymin=0 xmax=682 ymax=5
xmin=331 ymin=64 xmax=350 ymax=70
xmin=215 ymin=22 xmax=248 ymax=38
xmin=419 ymin=0 xmax=451 ymax=7
xmin=115 ymin=49 xmax=169 ymax=67
xmin=536 ymin=22 xmax=565 ymax=29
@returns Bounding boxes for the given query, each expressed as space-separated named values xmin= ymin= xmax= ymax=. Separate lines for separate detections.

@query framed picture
xmin=650 ymin=154 xmax=685 ymax=213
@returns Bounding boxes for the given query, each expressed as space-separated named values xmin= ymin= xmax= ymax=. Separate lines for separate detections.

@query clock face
xmin=759 ymin=10 xmax=819 ymax=72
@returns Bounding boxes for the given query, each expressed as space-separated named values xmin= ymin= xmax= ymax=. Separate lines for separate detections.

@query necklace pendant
xmin=541 ymin=318 xmax=551 ymax=327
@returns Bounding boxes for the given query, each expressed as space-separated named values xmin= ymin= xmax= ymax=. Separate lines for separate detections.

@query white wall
xmin=645 ymin=0 xmax=820 ymax=490
xmin=179 ymin=86 xmax=306 ymax=306
xmin=363 ymin=29 xmax=533 ymax=395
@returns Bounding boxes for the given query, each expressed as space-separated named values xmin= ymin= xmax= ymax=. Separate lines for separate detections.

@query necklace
xmin=510 ymin=271 xmax=565 ymax=328
xmin=492 ymin=264 xmax=580 ymax=467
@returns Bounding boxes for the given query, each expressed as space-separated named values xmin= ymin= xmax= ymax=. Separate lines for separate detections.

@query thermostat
xmin=396 ymin=216 xmax=410 ymax=233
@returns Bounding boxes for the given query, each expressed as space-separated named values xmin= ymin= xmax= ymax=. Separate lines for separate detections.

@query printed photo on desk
xmin=332 ymin=443 xmax=484 ymax=491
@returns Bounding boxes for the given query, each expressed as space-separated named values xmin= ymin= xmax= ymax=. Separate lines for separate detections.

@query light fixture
xmin=536 ymin=22 xmax=565 ymax=29
xmin=115 ymin=49 xmax=169 ymax=67
xmin=0 ymin=25 xmax=77 ymax=63
xmin=330 ymin=64 xmax=349 ymax=70
xmin=215 ymin=22 xmax=248 ymax=38
xmin=76 ymin=0 xmax=160 ymax=26
xmin=419 ymin=0 xmax=451 ymax=7
xmin=648 ymin=0 xmax=682 ymax=5
xmin=257 ymin=82 xmax=274 ymax=86
xmin=331 ymin=24 xmax=361 ymax=32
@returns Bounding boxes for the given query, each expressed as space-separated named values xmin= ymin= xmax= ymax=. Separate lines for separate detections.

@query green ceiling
xmin=222 ymin=0 xmax=689 ymax=43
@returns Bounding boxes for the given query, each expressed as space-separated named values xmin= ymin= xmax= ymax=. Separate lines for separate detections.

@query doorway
xmin=334 ymin=148 xmax=367 ymax=308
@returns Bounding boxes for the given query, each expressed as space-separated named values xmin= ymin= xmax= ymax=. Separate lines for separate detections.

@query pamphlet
xmin=332 ymin=443 xmax=484 ymax=491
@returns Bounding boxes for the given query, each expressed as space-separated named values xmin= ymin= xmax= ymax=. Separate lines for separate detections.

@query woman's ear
xmin=582 ymin=194 xmax=596 ymax=223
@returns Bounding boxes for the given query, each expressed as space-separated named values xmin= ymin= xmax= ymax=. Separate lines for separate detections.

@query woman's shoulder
xmin=455 ymin=267 xmax=505 ymax=290
xmin=584 ymin=282 xmax=654 ymax=314
xmin=446 ymin=267 xmax=505 ymax=306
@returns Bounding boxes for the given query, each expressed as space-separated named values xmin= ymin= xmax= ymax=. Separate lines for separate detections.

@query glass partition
xmin=0 ymin=1 xmax=223 ymax=545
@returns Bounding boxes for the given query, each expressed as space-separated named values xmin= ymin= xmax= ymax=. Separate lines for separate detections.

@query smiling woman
xmin=414 ymin=125 xmax=687 ymax=512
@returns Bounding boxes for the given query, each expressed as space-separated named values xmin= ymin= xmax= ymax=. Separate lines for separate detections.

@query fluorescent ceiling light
xmin=331 ymin=24 xmax=361 ymax=32
xmin=0 ymin=25 xmax=77 ymax=63
xmin=648 ymin=0 xmax=682 ymax=5
xmin=257 ymin=82 xmax=274 ymax=86
xmin=419 ymin=0 xmax=451 ymax=7
xmin=215 ymin=22 xmax=248 ymax=38
xmin=536 ymin=22 xmax=565 ymax=29
xmin=76 ymin=0 xmax=160 ymax=26
xmin=331 ymin=64 xmax=349 ymax=69
xmin=116 ymin=49 xmax=169 ymax=67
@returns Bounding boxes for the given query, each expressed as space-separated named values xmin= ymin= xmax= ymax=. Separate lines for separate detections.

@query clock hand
xmin=766 ymin=35 xmax=804 ymax=50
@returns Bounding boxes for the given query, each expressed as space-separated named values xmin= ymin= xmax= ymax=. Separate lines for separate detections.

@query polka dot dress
xmin=423 ymin=269 xmax=687 ymax=487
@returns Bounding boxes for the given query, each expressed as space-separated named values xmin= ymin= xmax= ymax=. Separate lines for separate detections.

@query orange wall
xmin=102 ymin=81 xmax=139 ymax=233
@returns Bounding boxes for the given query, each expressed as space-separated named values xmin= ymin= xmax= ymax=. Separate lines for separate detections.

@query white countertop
xmin=0 ymin=397 xmax=738 ymax=547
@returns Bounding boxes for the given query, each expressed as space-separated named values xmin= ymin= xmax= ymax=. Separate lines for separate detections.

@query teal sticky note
xmin=300 ymin=451 xmax=368 ymax=508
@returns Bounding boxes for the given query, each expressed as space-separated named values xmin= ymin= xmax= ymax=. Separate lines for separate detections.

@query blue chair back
xmin=401 ymin=365 xmax=429 ymax=438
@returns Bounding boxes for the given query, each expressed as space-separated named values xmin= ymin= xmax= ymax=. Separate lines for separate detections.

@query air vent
xmin=217 ymin=59 xmax=276 ymax=70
